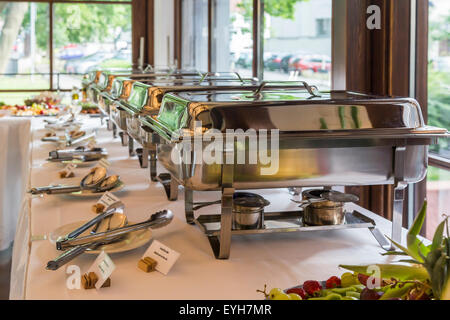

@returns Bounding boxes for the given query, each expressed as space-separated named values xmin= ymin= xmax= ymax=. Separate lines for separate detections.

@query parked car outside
xmin=65 ymin=51 xmax=114 ymax=74
xmin=290 ymin=54 xmax=331 ymax=74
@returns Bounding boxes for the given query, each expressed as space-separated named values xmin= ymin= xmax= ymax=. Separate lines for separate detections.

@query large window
xmin=0 ymin=2 xmax=50 ymax=93
xmin=426 ymin=0 xmax=449 ymax=239
xmin=213 ymin=0 xmax=253 ymax=77
xmin=180 ymin=0 xmax=332 ymax=87
xmin=262 ymin=0 xmax=331 ymax=89
xmin=181 ymin=0 xmax=208 ymax=71
xmin=0 ymin=0 xmax=132 ymax=101
xmin=53 ymin=2 xmax=132 ymax=90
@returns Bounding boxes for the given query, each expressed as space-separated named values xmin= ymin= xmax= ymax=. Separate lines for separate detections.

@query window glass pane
xmin=263 ymin=0 xmax=332 ymax=90
xmin=213 ymin=0 xmax=253 ymax=77
xmin=0 ymin=2 xmax=50 ymax=90
xmin=53 ymin=3 xmax=132 ymax=90
xmin=429 ymin=0 xmax=450 ymax=158
xmin=426 ymin=167 xmax=450 ymax=239
xmin=181 ymin=0 xmax=208 ymax=71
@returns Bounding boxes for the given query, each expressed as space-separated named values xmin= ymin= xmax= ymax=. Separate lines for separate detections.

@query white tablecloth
xmin=11 ymin=117 xmax=410 ymax=300
xmin=0 ymin=118 xmax=31 ymax=251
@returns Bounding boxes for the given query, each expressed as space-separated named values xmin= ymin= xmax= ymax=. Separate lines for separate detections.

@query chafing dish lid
xmin=149 ymin=88 xmax=448 ymax=139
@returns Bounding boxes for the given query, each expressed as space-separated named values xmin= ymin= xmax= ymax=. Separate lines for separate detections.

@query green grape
xmin=288 ymin=293 xmax=302 ymax=300
xmin=268 ymin=288 xmax=284 ymax=300
xmin=272 ymin=293 xmax=292 ymax=300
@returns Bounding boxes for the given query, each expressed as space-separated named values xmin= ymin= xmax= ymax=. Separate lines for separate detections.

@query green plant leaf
xmin=431 ymin=253 xmax=447 ymax=299
xmin=339 ymin=264 xmax=429 ymax=281
xmin=381 ymin=251 xmax=409 ymax=256
xmin=430 ymin=220 xmax=446 ymax=252
xmin=379 ymin=283 xmax=415 ymax=300
xmin=398 ymin=259 xmax=422 ymax=264
xmin=387 ymin=236 xmax=424 ymax=263
xmin=407 ymin=201 xmax=430 ymax=259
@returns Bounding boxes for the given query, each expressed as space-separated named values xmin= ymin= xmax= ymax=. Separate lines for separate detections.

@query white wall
xmin=154 ymin=0 xmax=175 ymax=67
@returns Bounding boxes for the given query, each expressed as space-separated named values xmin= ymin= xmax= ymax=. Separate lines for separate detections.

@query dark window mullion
xmin=49 ymin=2 xmax=53 ymax=90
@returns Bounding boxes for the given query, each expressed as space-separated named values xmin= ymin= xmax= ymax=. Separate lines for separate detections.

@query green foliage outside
xmin=21 ymin=3 xmax=131 ymax=51
xmin=237 ymin=0 xmax=307 ymax=21
xmin=428 ymin=9 xmax=449 ymax=158
xmin=236 ymin=0 xmax=307 ymax=36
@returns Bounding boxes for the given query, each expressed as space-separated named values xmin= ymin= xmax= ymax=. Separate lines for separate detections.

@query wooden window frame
xmin=0 ymin=0 xmax=151 ymax=92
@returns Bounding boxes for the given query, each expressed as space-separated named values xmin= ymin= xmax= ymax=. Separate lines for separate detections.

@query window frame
xmin=0 ymin=0 xmax=144 ymax=92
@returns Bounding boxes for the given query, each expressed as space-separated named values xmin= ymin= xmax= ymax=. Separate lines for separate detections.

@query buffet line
xmin=17 ymin=66 xmax=448 ymax=299
xmin=78 ymin=68 xmax=446 ymax=259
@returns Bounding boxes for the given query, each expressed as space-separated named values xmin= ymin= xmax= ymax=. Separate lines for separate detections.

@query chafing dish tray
xmin=140 ymin=83 xmax=448 ymax=259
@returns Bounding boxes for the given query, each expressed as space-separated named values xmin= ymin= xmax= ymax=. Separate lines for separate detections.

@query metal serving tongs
xmin=46 ymin=203 xmax=128 ymax=271
xmin=57 ymin=209 xmax=173 ymax=250
xmin=28 ymin=167 xmax=121 ymax=195
xmin=65 ymin=131 xmax=96 ymax=147
xmin=60 ymin=201 xmax=125 ymax=242
xmin=46 ymin=210 xmax=174 ymax=270
xmin=48 ymin=146 xmax=108 ymax=162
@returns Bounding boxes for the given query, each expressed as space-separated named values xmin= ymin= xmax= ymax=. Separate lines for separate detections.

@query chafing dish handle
xmin=252 ymin=81 xmax=321 ymax=98
xmin=199 ymin=72 xmax=243 ymax=83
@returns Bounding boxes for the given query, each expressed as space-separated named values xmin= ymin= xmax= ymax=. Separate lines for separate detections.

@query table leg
xmin=113 ymin=123 xmax=117 ymax=139
xmin=149 ymin=149 xmax=157 ymax=182
xmin=128 ymin=137 xmax=136 ymax=157
xmin=139 ymin=148 xmax=149 ymax=168
xmin=169 ymin=176 xmax=179 ymax=201
xmin=217 ymin=187 xmax=234 ymax=259
xmin=185 ymin=187 xmax=195 ymax=224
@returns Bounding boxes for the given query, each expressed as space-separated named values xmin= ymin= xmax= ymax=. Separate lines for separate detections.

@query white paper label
xmin=96 ymin=191 xmax=120 ymax=209
xmin=87 ymin=251 xmax=115 ymax=290
xmin=142 ymin=240 xmax=180 ymax=275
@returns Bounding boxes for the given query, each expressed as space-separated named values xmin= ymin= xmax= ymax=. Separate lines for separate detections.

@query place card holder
xmin=81 ymin=272 xmax=111 ymax=290
xmin=137 ymin=257 xmax=157 ymax=273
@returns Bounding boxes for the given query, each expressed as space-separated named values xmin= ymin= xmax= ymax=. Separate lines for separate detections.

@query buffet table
xmin=11 ymin=116 xmax=409 ymax=300
xmin=0 ymin=118 xmax=31 ymax=251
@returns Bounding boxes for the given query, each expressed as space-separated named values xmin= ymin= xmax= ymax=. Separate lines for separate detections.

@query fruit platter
xmin=24 ymin=91 xmax=62 ymax=106
xmin=0 ymin=102 xmax=60 ymax=116
xmin=0 ymin=92 xmax=62 ymax=116
xmin=80 ymin=102 xmax=100 ymax=115
xmin=259 ymin=202 xmax=450 ymax=300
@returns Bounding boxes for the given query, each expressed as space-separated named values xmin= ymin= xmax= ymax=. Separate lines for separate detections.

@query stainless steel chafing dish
xmin=140 ymin=82 xmax=448 ymax=259
xmin=105 ymin=73 xmax=198 ymax=141
xmin=125 ymin=77 xmax=263 ymax=174
xmin=83 ymin=70 xmax=103 ymax=103
xmin=133 ymin=80 xmax=321 ymax=191
xmin=91 ymin=68 xmax=203 ymax=107
xmin=113 ymin=72 xmax=256 ymax=157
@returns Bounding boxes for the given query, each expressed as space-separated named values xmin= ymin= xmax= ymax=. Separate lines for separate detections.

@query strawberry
xmin=358 ymin=273 xmax=369 ymax=286
xmin=286 ymin=287 xmax=306 ymax=299
xmin=303 ymin=280 xmax=322 ymax=296
xmin=358 ymin=273 xmax=388 ymax=287
xmin=325 ymin=276 xmax=341 ymax=289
